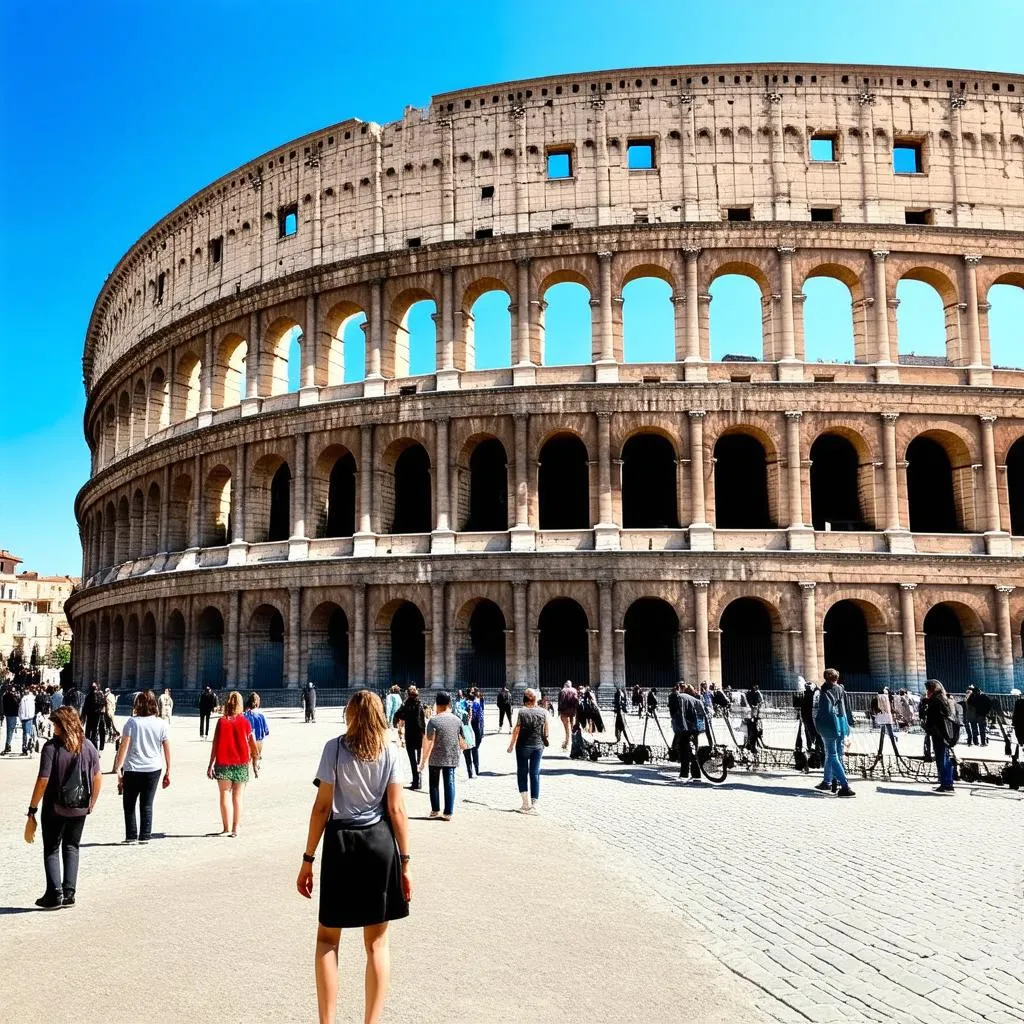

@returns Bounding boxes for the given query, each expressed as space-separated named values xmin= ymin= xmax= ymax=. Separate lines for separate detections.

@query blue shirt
xmin=244 ymin=709 xmax=270 ymax=741
xmin=50 ymin=690 xmax=64 ymax=710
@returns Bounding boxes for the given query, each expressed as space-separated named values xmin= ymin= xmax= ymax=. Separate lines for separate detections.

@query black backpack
xmin=58 ymin=750 xmax=92 ymax=810
xmin=940 ymin=713 xmax=961 ymax=748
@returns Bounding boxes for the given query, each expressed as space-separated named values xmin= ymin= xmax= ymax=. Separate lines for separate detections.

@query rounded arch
xmin=822 ymin=599 xmax=886 ymax=691
xmin=709 ymin=267 xmax=767 ymax=362
xmin=538 ymin=432 xmax=590 ymax=530
xmin=139 ymin=611 xmax=156 ymax=685
xmin=388 ymin=288 xmax=437 ymax=378
xmin=143 ymin=481 xmax=161 ymax=556
xmin=321 ymin=300 xmax=366 ymax=386
xmin=197 ymin=605 xmax=225 ymax=687
xmin=377 ymin=599 xmax=426 ymax=688
xmin=923 ymin=601 xmax=984 ymax=691
xmin=458 ymin=435 xmax=508 ymax=532
xmin=381 ymin=440 xmax=431 ymax=535
xmin=986 ymin=276 xmax=1024 ymax=369
xmin=906 ymin=431 xmax=971 ymax=533
xmin=719 ymin=597 xmax=785 ymax=690
xmin=538 ymin=597 xmax=589 ymax=689
xmin=307 ymin=601 xmax=349 ymax=685
xmin=622 ymin=276 xmax=675 ymax=363
xmin=214 ymin=332 xmax=248 ymax=408
xmin=167 ymin=473 xmax=192 ymax=552
xmin=312 ymin=444 xmax=356 ymax=539
xmin=623 ymin=598 xmax=679 ymax=688
xmin=165 ymin=609 xmax=186 ymax=689
xmin=895 ymin=268 xmax=959 ymax=362
xmin=116 ymin=391 xmax=131 ymax=452
xmin=621 ymin=432 xmax=679 ymax=528
xmin=619 ymin=261 xmax=677 ymax=292
xmin=250 ymin=454 xmax=291 ymax=543
xmin=147 ymin=367 xmax=168 ymax=435
xmin=172 ymin=350 xmax=202 ymax=422
xmin=249 ymin=603 xmax=285 ymax=688
xmin=129 ymin=488 xmax=145 ymax=560
xmin=262 ymin=317 xmax=303 ymax=396
xmin=455 ymin=598 xmax=507 ymax=688
xmin=202 ymin=464 xmax=232 ymax=547
xmin=466 ymin=283 xmax=512 ymax=370
xmin=114 ymin=495 xmax=130 ymax=564
xmin=809 ymin=432 xmax=870 ymax=531
xmin=713 ymin=430 xmax=776 ymax=529
xmin=1006 ymin=435 xmax=1024 ymax=535
xmin=123 ymin=613 xmax=140 ymax=688
xmin=131 ymin=379 xmax=147 ymax=444
xmin=802 ymin=274 xmax=856 ymax=364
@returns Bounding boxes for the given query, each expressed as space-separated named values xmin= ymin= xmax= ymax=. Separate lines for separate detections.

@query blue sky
xmin=1 ymin=0 xmax=1022 ymax=574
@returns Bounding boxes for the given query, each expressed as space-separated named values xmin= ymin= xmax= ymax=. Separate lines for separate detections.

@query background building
xmin=68 ymin=64 xmax=1024 ymax=693
xmin=0 ymin=550 xmax=76 ymax=665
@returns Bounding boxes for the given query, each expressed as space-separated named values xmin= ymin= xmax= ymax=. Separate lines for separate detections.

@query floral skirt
xmin=214 ymin=763 xmax=249 ymax=784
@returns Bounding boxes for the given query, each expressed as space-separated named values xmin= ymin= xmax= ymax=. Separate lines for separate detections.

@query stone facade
xmin=69 ymin=64 xmax=1024 ymax=692
xmin=0 ymin=552 xmax=76 ymax=663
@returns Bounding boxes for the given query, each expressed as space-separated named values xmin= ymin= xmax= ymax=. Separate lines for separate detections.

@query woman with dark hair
xmin=392 ymin=685 xmax=425 ymax=790
xmin=112 ymin=690 xmax=171 ymax=844
xmin=207 ymin=690 xmax=259 ymax=836
xmin=24 ymin=706 xmax=103 ymax=908
xmin=244 ymin=692 xmax=270 ymax=776
xmin=298 ymin=689 xmax=411 ymax=1024
xmin=925 ymin=679 xmax=957 ymax=793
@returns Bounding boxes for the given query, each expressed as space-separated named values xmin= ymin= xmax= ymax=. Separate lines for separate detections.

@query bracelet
xmin=399 ymin=854 xmax=411 ymax=865
xmin=27 ymin=806 xmax=37 ymax=816
xmin=302 ymin=853 xmax=315 ymax=864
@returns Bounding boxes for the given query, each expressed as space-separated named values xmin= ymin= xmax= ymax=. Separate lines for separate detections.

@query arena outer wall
xmin=68 ymin=63 xmax=1024 ymax=695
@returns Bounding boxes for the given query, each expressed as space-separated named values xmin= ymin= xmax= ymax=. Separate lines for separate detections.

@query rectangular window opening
xmin=810 ymin=207 xmax=836 ymax=222
xmin=627 ymin=139 xmax=655 ymax=170
xmin=904 ymin=208 xmax=934 ymax=225
xmin=474 ymin=228 xmax=493 ymax=240
xmin=406 ymin=237 xmax=421 ymax=249
xmin=156 ymin=272 xmax=166 ymax=303
xmin=398 ymin=384 xmax=418 ymax=396
xmin=809 ymin=134 xmax=837 ymax=162
xmin=278 ymin=204 xmax=298 ymax=238
xmin=546 ymin=148 xmax=573 ymax=179
xmin=730 ymin=374 xmax=752 ymax=383
xmin=893 ymin=140 xmax=923 ymax=173
xmin=209 ymin=236 xmax=223 ymax=265
xmin=551 ymin=222 xmax=573 ymax=233
xmin=726 ymin=207 xmax=752 ymax=222
xmin=480 ymin=184 xmax=495 ymax=199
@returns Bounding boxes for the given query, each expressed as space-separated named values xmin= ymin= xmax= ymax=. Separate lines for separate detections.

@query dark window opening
xmin=210 ymin=236 xmax=223 ymax=264
xmin=538 ymin=598 xmax=589 ymax=688
xmin=474 ymin=228 xmax=493 ymax=240
xmin=810 ymin=207 xmax=836 ymax=222
xmin=720 ymin=599 xmax=782 ymax=689
xmin=465 ymin=438 xmax=508 ymax=532
xmin=278 ymin=204 xmax=298 ymax=238
xmin=810 ymin=434 xmax=866 ymax=530
xmin=906 ymin=436 xmax=959 ymax=532
xmin=538 ymin=434 xmax=589 ymax=529
xmin=406 ymin=237 xmax=421 ymax=249
xmin=823 ymin=602 xmax=873 ymax=690
xmin=198 ymin=608 xmax=225 ymax=688
xmin=325 ymin=454 xmax=356 ymax=538
xmin=624 ymin=599 xmax=678 ymax=688
xmin=621 ymin=433 xmax=678 ymax=528
xmin=457 ymin=600 xmax=506 ymax=688
xmin=627 ymin=139 xmax=655 ymax=169
xmin=809 ymin=134 xmax=837 ymax=161
xmin=893 ymin=140 xmax=923 ymax=173
xmin=308 ymin=608 xmax=348 ymax=685
xmin=268 ymin=463 xmax=291 ymax=542
xmin=1006 ymin=438 xmax=1024 ymax=535
xmin=714 ymin=434 xmax=773 ymax=528
xmin=904 ymin=208 xmax=934 ymax=225
xmin=923 ymin=605 xmax=972 ymax=691
xmin=156 ymin=272 xmax=166 ymax=303
xmin=551 ymin=222 xmax=573 ymax=232
xmin=480 ymin=185 xmax=495 ymax=199
xmin=726 ymin=207 xmax=752 ymax=222
xmin=389 ymin=602 xmax=425 ymax=688
xmin=391 ymin=445 xmax=432 ymax=534
xmin=547 ymin=148 xmax=573 ymax=179
xmin=250 ymin=607 xmax=284 ymax=688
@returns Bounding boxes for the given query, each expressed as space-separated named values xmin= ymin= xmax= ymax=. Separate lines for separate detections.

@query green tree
xmin=47 ymin=643 xmax=72 ymax=669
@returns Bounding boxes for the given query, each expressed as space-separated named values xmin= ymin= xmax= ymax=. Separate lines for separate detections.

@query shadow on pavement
xmin=0 ymin=907 xmax=38 ymax=916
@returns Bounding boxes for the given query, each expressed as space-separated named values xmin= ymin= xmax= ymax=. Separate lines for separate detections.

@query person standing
xmin=198 ymin=686 xmax=217 ymax=739
xmin=302 ymin=681 xmax=317 ymax=724
xmin=418 ymin=692 xmax=466 ymax=820
xmin=459 ymin=707 xmax=477 ymax=779
xmin=967 ymin=685 xmax=992 ymax=746
xmin=613 ymin=685 xmax=629 ymax=741
xmin=677 ymin=685 xmax=706 ymax=782
xmin=19 ymin=685 xmax=37 ymax=756
xmin=667 ymin=682 xmax=684 ymax=761
xmin=3 ymin=683 xmax=21 ymax=753
xmin=158 ymin=688 xmax=174 ymax=724
xmin=557 ymin=680 xmax=580 ymax=751
xmin=50 ymin=686 xmax=64 ymax=712
xmin=496 ymin=684 xmax=513 ymax=732
xmin=925 ymin=679 xmax=957 ymax=793
xmin=813 ymin=668 xmax=856 ymax=797
xmin=102 ymin=687 xmax=120 ymax=744
xmin=82 ymin=683 xmax=105 ymax=752
xmin=631 ymin=683 xmax=643 ymax=717
xmin=383 ymin=685 xmax=402 ymax=735
xmin=111 ymin=690 xmax=171 ymax=844
xmin=24 ymin=706 xmax=103 ymax=908
xmin=798 ymin=678 xmax=822 ymax=762
xmin=874 ymin=687 xmax=899 ymax=756
xmin=244 ymin=692 xmax=270 ymax=773
xmin=507 ymin=688 xmax=548 ymax=813
xmin=64 ymin=683 xmax=82 ymax=718
xmin=297 ymin=689 xmax=411 ymax=1024
xmin=469 ymin=688 xmax=485 ymax=766
xmin=392 ymin=686 xmax=425 ymax=790
xmin=745 ymin=682 xmax=764 ymax=715
xmin=206 ymin=691 xmax=260 ymax=836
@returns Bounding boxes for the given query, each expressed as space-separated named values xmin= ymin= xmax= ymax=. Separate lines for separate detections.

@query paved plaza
xmin=1 ymin=706 xmax=1021 ymax=1024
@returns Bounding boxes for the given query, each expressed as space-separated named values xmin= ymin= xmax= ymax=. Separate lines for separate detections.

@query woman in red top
xmin=206 ymin=690 xmax=259 ymax=837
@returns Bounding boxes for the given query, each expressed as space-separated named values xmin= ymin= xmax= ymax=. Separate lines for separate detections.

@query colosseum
xmin=68 ymin=63 xmax=1024 ymax=698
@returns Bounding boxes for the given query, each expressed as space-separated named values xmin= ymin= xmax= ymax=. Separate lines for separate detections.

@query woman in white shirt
xmin=111 ymin=690 xmax=171 ymax=844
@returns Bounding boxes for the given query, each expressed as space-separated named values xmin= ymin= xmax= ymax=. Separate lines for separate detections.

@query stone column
xmin=979 ymin=415 xmax=1010 ymax=553
xmin=688 ymin=410 xmax=712 ymax=550
xmin=871 ymin=250 xmax=897 ymax=382
xmin=228 ymin=590 xmax=241 ymax=686
xmin=881 ymin=413 xmax=913 ymax=552
xmin=682 ymin=247 xmax=705 ymax=380
xmin=899 ymin=584 xmax=919 ymax=691
xmin=244 ymin=310 xmax=260 ymax=406
xmin=179 ymin=453 xmax=202 ymax=570
xmin=595 ymin=251 xmax=618 ymax=382
xmin=299 ymin=293 xmax=319 ymax=401
xmin=510 ymin=413 xmax=534 ymax=551
xmin=693 ymin=580 xmax=710 ymax=685
xmin=598 ymin=580 xmax=614 ymax=688
xmin=289 ymin=432 xmax=309 ymax=559
xmin=158 ymin=464 xmax=171 ymax=554
xmin=799 ymin=582 xmax=819 ymax=682
xmin=199 ymin=328 xmax=214 ymax=419
xmin=352 ymin=584 xmax=367 ymax=688
xmin=594 ymin=412 xmax=619 ymax=550
xmin=592 ymin=97 xmax=611 ymax=224
xmin=364 ymin=277 xmax=385 ymax=397
xmin=776 ymin=247 xmax=801 ymax=380
xmin=287 ymin=587 xmax=301 ymax=688
xmin=437 ymin=267 xmax=459 ymax=390
xmin=432 ymin=417 xmax=455 ymax=553
xmin=153 ymin=601 xmax=165 ymax=688
xmin=353 ymin=424 xmax=375 ymax=556
xmin=431 ymin=583 xmax=445 ymax=687
xmin=228 ymin=442 xmax=247 ymax=565
xmin=513 ymin=581 xmax=528 ymax=689
xmin=785 ymin=411 xmax=813 ymax=549
xmin=963 ymin=254 xmax=990 ymax=385
xmin=994 ymin=586 xmax=1015 ymax=693
xmin=513 ymin=257 xmax=535 ymax=385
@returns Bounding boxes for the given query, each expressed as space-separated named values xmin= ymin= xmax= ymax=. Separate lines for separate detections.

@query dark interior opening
xmin=906 ymin=436 xmax=959 ymax=533
xmin=268 ymin=463 xmax=291 ymax=542
xmin=390 ymin=602 xmax=426 ymax=687
xmin=1007 ymin=438 xmax=1024 ymax=535
xmin=326 ymin=453 xmax=356 ymax=537
xmin=621 ymin=434 xmax=679 ymax=528
xmin=538 ymin=598 xmax=589 ymax=688
xmin=624 ymin=598 xmax=679 ymax=687
xmin=457 ymin=600 xmax=507 ymax=687
xmin=714 ymin=434 xmax=773 ymax=528
xmin=720 ymin=598 xmax=779 ymax=689
xmin=923 ymin=604 xmax=971 ymax=690
xmin=392 ymin=445 xmax=432 ymax=534
xmin=539 ymin=434 xmax=589 ymax=529
xmin=465 ymin=439 xmax=508 ymax=531
xmin=810 ymin=434 xmax=865 ymax=530
xmin=823 ymin=601 xmax=872 ymax=690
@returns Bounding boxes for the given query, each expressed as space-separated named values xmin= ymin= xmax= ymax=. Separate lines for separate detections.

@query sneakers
xmin=439 ymin=813 xmax=452 ymax=821
xmin=830 ymin=779 xmax=838 ymax=793
xmin=933 ymin=785 xmax=955 ymax=793
xmin=121 ymin=839 xmax=137 ymax=845
xmin=62 ymin=891 xmax=76 ymax=908
xmin=837 ymin=787 xmax=856 ymax=798
xmin=428 ymin=811 xmax=440 ymax=819
xmin=34 ymin=891 xmax=63 ymax=910
xmin=814 ymin=781 xmax=831 ymax=791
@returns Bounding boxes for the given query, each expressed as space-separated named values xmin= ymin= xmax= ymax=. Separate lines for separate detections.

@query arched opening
xmin=468 ymin=289 xmax=512 ymax=369
xmin=114 ymin=496 xmax=130 ymax=564
xmin=103 ymin=405 xmax=115 ymax=464
xmin=400 ymin=298 xmax=437 ymax=377
xmin=86 ymin=621 xmax=97 ymax=680
xmin=622 ymin=276 xmax=674 ymax=363
xmin=198 ymin=607 xmax=225 ymax=687
xmin=906 ymin=435 xmax=959 ymax=533
xmin=802 ymin=276 xmax=856 ymax=363
xmin=390 ymin=444 xmax=431 ymax=534
xmin=129 ymin=489 xmax=144 ymax=559
xmin=463 ymin=438 xmax=508 ymax=531
xmin=308 ymin=604 xmax=349 ymax=685
xmin=251 ymin=456 xmax=291 ymax=543
xmin=215 ymin=334 xmax=248 ymax=408
xmin=341 ymin=311 xmax=368 ymax=383
xmin=720 ymin=598 xmax=781 ymax=689
xmin=165 ymin=611 xmax=185 ymax=689
xmin=143 ymin=482 xmax=161 ymax=555
xmin=896 ymin=278 xmax=950 ymax=361
xmin=542 ymin=281 xmax=592 ymax=365
xmin=311 ymin=449 xmax=356 ymax=538
xmin=249 ymin=604 xmax=284 ymax=687
xmin=101 ymin=500 xmax=116 ymax=567
xmin=923 ymin=604 xmax=976 ymax=691
xmin=1006 ymin=436 xmax=1024 ymax=535
xmin=173 ymin=351 xmax=202 ymax=421
xmin=810 ymin=433 xmax=866 ymax=531
xmin=202 ymin=466 xmax=232 ymax=547
xmin=116 ymin=391 xmax=130 ymax=452
xmin=624 ymin=598 xmax=679 ymax=687
xmin=621 ymin=433 xmax=678 ymax=528
xmin=123 ymin=614 xmax=139 ymax=688
xmin=97 ymin=616 xmax=110 ymax=685
xmin=167 ymin=474 xmax=192 ymax=551
xmin=823 ymin=601 xmax=873 ymax=690
xmin=262 ymin=320 xmax=303 ymax=396
xmin=389 ymin=602 xmax=425 ymax=687
xmin=714 ymin=433 xmax=774 ymax=529
xmin=538 ymin=433 xmax=589 ymax=529
xmin=710 ymin=273 xmax=764 ymax=361
xmin=139 ymin=613 xmax=156 ymax=684
xmin=987 ymin=280 xmax=1024 ymax=369
xmin=131 ymin=380 xmax=147 ymax=444
xmin=110 ymin=615 xmax=124 ymax=687
xmin=147 ymin=368 xmax=168 ymax=434
xmin=456 ymin=599 xmax=507 ymax=687
xmin=538 ymin=598 xmax=590 ymax=688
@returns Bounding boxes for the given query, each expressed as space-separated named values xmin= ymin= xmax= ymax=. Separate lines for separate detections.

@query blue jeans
xmin=516 ymin=747 xmax=543 ymax=800
xmin=822 ymin=736 xmax=848 ymax=788
xmin=4 ymin=715 xmax=17 ymax=749
xmin=21 ymin=718 xmax=35 ymax=753
xmin=428 ymin=765 xmax=456 ymax=816
xmin=934 ymin=736 xmax=955 ymax=788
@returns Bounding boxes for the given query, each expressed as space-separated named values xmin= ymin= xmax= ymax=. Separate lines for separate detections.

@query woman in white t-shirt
xmin=111 ymin=690 xmax=171 ymax=845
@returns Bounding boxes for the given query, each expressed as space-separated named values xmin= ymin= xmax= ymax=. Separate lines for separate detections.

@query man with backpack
xmin=496 ymin=684 xmax=513 ymax=733
xmin=557 ymin=680 xmax=579 ymax=751
xmin=812 ymin=668 xmax=856 ymax=797
xmin=677 ymin=684 xmax=706 ymax=783
xmin=924 ymin=679 xmax=958 ymax=793
xmin=966 ymin=685 xmax=993 ymax=746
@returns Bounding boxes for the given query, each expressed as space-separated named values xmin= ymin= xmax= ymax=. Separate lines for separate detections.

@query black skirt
xmin=318 ymin=817 xmax=410 ymax=929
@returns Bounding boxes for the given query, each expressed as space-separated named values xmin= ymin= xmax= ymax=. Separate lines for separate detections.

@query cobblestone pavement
xmin=1 ymin=706 xmax=1020 ymax=1024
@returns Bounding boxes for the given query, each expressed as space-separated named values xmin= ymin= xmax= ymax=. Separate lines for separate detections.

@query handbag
xmin=460 ymin=722 xmax=475 ymax=748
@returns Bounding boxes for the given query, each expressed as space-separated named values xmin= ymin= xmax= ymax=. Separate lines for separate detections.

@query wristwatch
xmin=399 ymin=854 xmax=411 ymax=865
xmin=27 ymin=806 xmax=37 ymax=817
xmin=302 ymin=853 xmax=315 ymax=864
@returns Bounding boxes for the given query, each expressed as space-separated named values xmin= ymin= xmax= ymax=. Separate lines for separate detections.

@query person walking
xmin=469 ymin=688 xmax=485 ymax=774
xmin=392 ymin=685 xmax=425 ymax=790
xmin=197 ymin=686 xmax=217 ymax=739
xmin=82 ymin=683 xmax=105 ymax=752
xmin=459 ymin=707 xmax=477 ymax=779
xmin=111 ymin=690 xmax=171 ymax=844
xmin=50 ymin=686 xmax=64 ymax=712
xmin=244 ymin=693 xmax=270 ymax=775
xmin=158 ymin=688 xmax=174 ymax=724
xmin=24 ymin=706 xmax=103 ymax=908
xmin=19 ymin=685 xmax=37 ymax=756
xmin=418 ymin=692 xmax=466 ymax=820
xmin=206 ymin=691 xmax=260 ymax=836
xmin=874 ymin=687 xmax=899 ymax=756
xmin=302 ymin=681 xmax=317 ymax=724
xmin=813 ymin=668 xmax=856 ymax=797
xmin=895 ymin=689 xmax=914 ymax=731
xmin=925 ymin=679 xmax=957 ymax=793
xmin=667 ymin=682 xmax=684 ymax=761
xmin=557 ymin=680 xmax=580 ymax=751
xmin=967 ymin=685 xmax=992 ymax=746
xmin=384 ymin=685 xmax=402 ymax=735
xmin=613 ymin=685 xmax=629 ymax=741
xmin=631 ymin=683 xmax=643 ymax=717
xmin=677 ymin=685 xmax=706 ymax=783
xmin=507 ymin=688 xmax=548 ymax=813
xmin=102 ymin=687 xmax=120 ymax=744
xmin=297 ymin=689 xmax=411 ymax=1024
xmin=496 ymin=684 xmax=513 ymax=732
xmin=4 ymin=683 xmax=22 ymax=753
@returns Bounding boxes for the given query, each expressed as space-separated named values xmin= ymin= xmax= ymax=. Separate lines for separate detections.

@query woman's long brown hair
xmin=51 ymin=706 xmax=84 ymax=754
xmin=344 ymin=690 xmax=387 ymax=762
